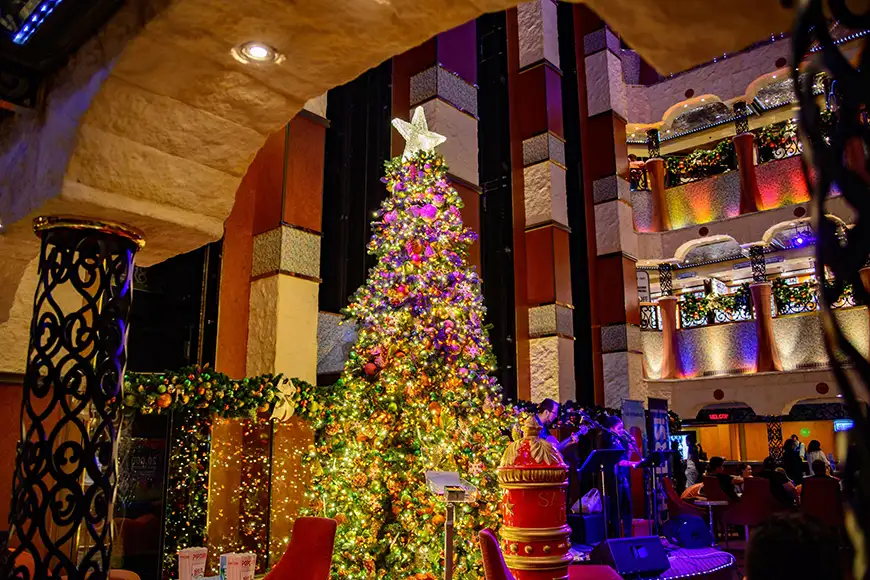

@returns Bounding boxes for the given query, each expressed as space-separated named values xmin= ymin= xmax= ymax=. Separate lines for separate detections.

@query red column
xmin=750 ymin=282 xmax=783 ymax=372
xmin=733 ymin=132 xmax=760 ymax=213
xmin=645 ymin=158 xmax=669 ymax=232
xmin=657 ymin=296 xmax=680 ymax=379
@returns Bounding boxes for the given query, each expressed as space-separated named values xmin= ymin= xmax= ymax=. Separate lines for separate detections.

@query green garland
xmin=665 ymin=139 xmax=735 ymax=185
xmin=123 ymin=365 xmax=327 ymax=421
xmin=679 ymin=293 xmax=709 ymax=323
xmin=772 ymin=278 xmax=817 ymax=313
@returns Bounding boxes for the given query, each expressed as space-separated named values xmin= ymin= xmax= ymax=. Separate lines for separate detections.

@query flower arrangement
xmin=772 ymin=278 xmax=818 ymax=315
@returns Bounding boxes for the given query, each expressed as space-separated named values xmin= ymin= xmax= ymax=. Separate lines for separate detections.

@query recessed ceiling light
xmin=232 ymin=41 xmax=282 ymax=64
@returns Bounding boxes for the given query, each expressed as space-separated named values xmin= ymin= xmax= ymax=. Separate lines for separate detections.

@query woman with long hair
xmin=805 ymin=440 xmax=831 ymax=476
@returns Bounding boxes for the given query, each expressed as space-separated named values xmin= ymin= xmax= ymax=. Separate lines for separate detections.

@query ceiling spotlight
xmin=795 ymin=236 xmax=804 ymax=246
xmin=232 ymin=41 xmax=281 ymax=64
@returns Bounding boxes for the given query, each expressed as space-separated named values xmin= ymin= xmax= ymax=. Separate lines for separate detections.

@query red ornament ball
xmin=364 ymin=362 xmax=378 ymax=376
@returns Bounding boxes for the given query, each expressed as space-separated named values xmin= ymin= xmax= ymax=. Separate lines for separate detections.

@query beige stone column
xmin=750 ymin=282 xmax=783 ymax=372
xmin=657 ymin=296 xmax=680 ymax=379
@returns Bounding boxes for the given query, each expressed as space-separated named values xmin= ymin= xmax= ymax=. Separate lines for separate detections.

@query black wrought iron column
xmin=733 ymin=101 xmax=750 ymax=135
xmin=749 ymin=244 xmax=766 ymax=282
xmin=766 ymin=416 xmax=784 ymax=463
xmin=646 ymin=128 xmax=661 ymax=159
xmin=4 ymin=217 xmax=144 ymax=580
xmin=657 ymin=263 xmax=673 ymax=296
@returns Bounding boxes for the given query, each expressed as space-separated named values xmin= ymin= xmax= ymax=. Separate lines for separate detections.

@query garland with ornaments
xmin=123 ymin=365 xmax=323 ymax=421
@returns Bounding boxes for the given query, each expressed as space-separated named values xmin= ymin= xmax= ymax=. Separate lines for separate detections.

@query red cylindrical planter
xmin=497 ymin=416 xmax=571 ymax=580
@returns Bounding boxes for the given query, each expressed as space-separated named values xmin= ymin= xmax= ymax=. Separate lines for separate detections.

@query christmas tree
xmin=308 ymin=108 xmax=508 ymax=579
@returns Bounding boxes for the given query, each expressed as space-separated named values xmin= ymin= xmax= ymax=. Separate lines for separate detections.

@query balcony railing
xmin=640 ymin=303 xmax=661 ymax=330
xmin=639 ymin=280 xmax=861 ymax=331
xmin=773 ymin=279 xmax=859 ymax=316
xmin=630 ymin=166 xmax=649 ymax=191
xmin=755 ymin=119 xmax=802 ymax=164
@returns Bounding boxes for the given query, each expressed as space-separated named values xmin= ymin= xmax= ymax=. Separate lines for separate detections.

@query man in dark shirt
xmin=707 ymin=456 xmax=740 ymax=501
xmin=758 ymin=456 xmax=798 ymax=506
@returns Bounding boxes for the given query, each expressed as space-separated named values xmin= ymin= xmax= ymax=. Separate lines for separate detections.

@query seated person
xmin=707 ymin=456 xmax=741 ymax=501
xmin=680 ymin=482 xmax=704 ymax=501
xmin=808 ymin=459 xmax=837 ymax=480
xmin=758 ymin=456 xmax=798 ymax=506
xmin=746 ymin=513 xmax=842 ymax=580
xmin=735 ymin=462 xmax=752 ymax=494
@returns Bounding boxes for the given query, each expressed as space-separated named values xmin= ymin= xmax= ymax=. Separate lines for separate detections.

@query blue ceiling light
xmin=10 ymin=0 xmax=64 ymax=45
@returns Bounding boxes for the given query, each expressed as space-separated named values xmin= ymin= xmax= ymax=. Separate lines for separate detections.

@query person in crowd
xmin=735 ymin=462 xmax=753 ymax=494
xmin=696 ymin=443 xmax=708 ymax=462
xmin=685 ymin=443 xmax=700 ymax=487
xmin=808 ymin=459 xmax=838 ymax=481
xmin=745 ymin=513 xmax=842 ymax=580
xmin=670 ymin=440 xmax=687 ymax=493
xmin=707 ymin=456 xmax=741 ymax=501
xmin=783 ymin=438 xmax=805 ymax=484
xmin=805 ymin=440 xmax=831 ymax=476
xmin=790 ymin=434 xmax=807 ymax=459
xmin=758 ymin=456 xmax=798 ymax=506
xmin=601 ymin=415 xmax=639 ymax=538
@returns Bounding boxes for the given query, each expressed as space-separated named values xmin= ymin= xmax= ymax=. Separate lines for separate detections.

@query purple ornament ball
xmin=420 ymin=204 xmax=438 ymax=220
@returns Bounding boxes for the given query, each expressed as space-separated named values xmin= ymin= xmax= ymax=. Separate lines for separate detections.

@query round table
xmin=694 ymin=500 xmax=729 ymax=546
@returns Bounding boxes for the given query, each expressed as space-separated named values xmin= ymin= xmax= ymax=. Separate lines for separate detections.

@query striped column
xmin=392 ymin=23 xmax=482 ymax=269
xmin=245 ymin=101 xmax=327 ymax=384
xmin=514 ymin=0 xmax=575 ymax=403
xmin=578 ymin=9 xmax=644 ymax=408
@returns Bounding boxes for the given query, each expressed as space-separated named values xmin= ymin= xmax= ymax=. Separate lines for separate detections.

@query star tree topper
xmin=392 ymin=106 xmax=447 ymax=160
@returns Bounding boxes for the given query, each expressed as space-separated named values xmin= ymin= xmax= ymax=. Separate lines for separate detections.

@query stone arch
xmin=673 ymin=234 xmax=740 ymax=263
xmin=0 ymin=0 xmax=797 ymax=328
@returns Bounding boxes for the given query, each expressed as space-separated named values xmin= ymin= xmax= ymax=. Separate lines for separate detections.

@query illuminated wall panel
xmin=664 ymin=171 xmax=741 ymax=230
xmin=756 ymin=156 xmax=811 ymax=210
xmin=640 ymin=307 xmax=869 ymax=380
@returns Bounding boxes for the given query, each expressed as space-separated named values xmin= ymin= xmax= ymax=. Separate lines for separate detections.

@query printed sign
xmin=637 ymin=271 xmax=651 ymax=303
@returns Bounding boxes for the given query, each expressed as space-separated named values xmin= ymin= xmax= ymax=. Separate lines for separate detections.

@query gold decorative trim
xmin=500 ymin=525 xmax=572 ymax=542
xmin=499 ymin=415 xmax=566 ymax=468
xmin=503 ymin=554 xmax=573 ymax=570
xmin=497 ymin=467 xmax=568 ymax=486
xmin=33 ymin=216 xmax=146 ymax=249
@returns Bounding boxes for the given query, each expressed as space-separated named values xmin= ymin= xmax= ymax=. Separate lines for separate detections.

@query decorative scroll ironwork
xmin=733 ymin=101 xmax=750 ymax=134
xmin=772 ymin=278 xmax=819 ymax=316
xmin=766 ymin=416 xmax=784 ymax=464
xmin=749 ymin=245 xmax=766 ymax=282
xmin=756 ymin=119 xmax=803 ymax=163
xmin=830 ymin=282 xmax=858 ymax=309
xmin=629 ymin=166 xmax=649 ymax=191
xmin=639 ymin=303 xmax=661 ymax=331
xmin=2 ymin=217 xmax=144 ymax=580
xmin=658 ymin=263 xmax=673 ymax=296
xmin=710 ymin=290 xmax=754 ymax=324
xmin=646 ymin=128 xmax=661 ymax=159
xmin=792 ymin=0 xmax=870 ymax=569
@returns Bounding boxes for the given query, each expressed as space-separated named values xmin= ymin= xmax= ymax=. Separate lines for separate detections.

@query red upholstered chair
xmin=568 ymin=566 xmax=623 ymax=579
xmin=265 ymin=517 xmax=337 ymax=580
xmin=801 ymin=477 xmax=844 ymax=528
xmin=479 ymin=529 xmax=514 ymax=580
xmin=663 ymin=477 xmax=705 ymax=520
xmin=701 ymin=476 xmax=733 ymax=504
xmin=722 ymin=478 xmax=786 ymax=546
xmin=479 ymin=528 xmax=620 ymax=580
